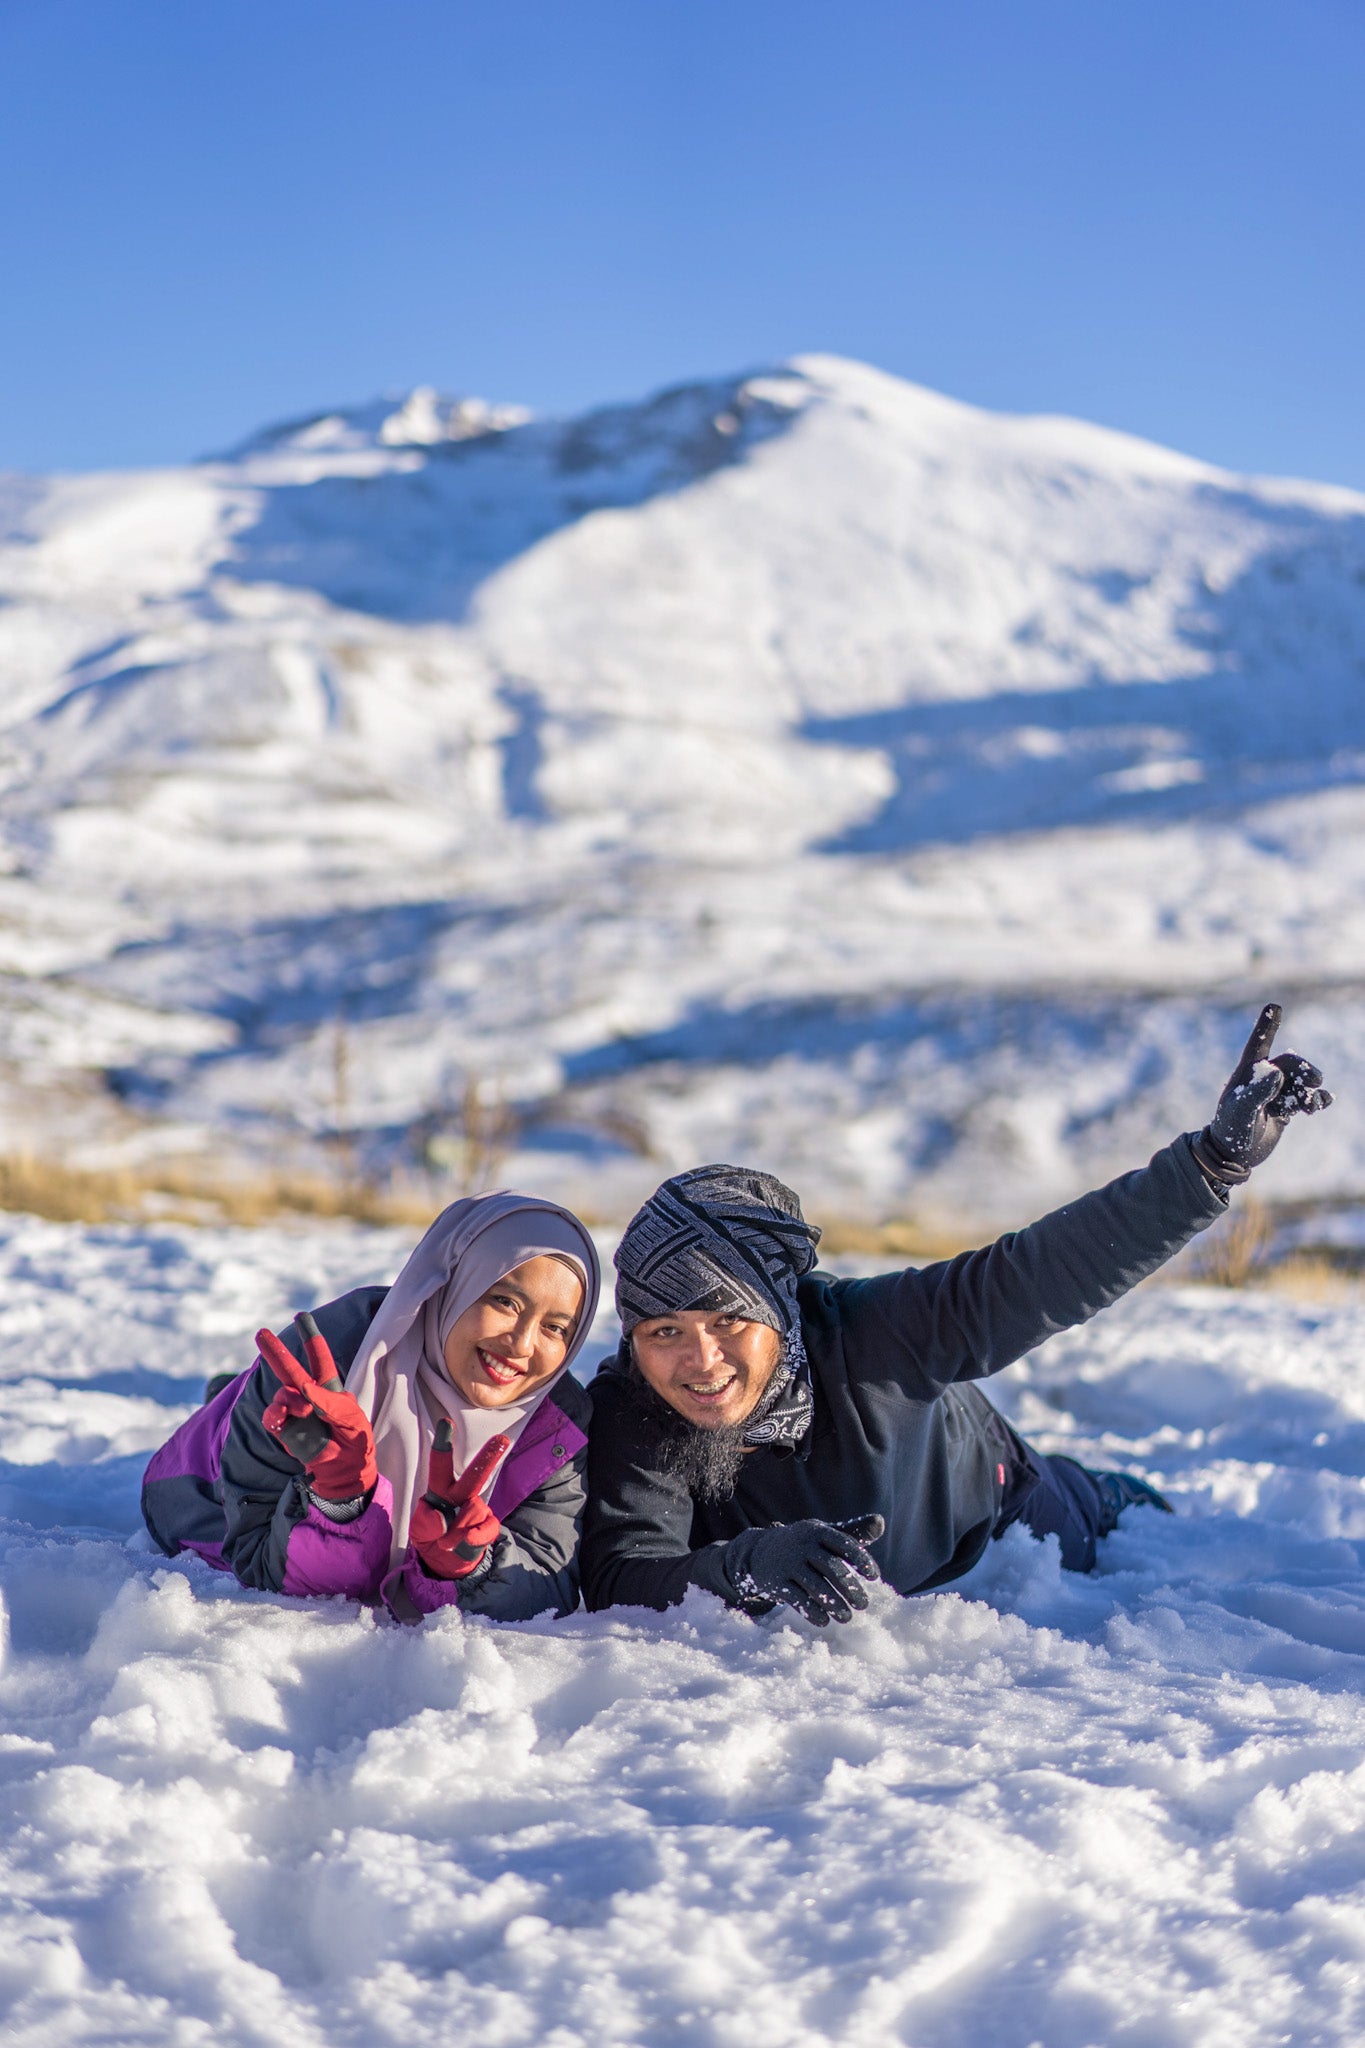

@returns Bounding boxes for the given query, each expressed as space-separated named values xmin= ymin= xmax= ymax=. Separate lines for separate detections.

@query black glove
xmin=1192 ymin=1003 xmax=1333 ymax=1186
xmin=724 ymin=1514 xmax=885 ymax=1626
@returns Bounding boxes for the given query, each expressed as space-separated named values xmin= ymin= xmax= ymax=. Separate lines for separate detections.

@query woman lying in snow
xmin=142 ymin=1193 xmax=600 ymax=1621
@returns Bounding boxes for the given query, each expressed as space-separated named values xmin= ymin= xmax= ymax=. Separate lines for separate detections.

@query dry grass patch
xmin=0 ymin=1151 xmax=437 ymax=1229
xmin=814 ymin=1214 xmax=981 ymax=1264
xmin=819 ymin=1198 xmax=1362 ymax=1306
xmin=1192 ymin=1196 xmax=1275 ymax=1289
xmin=1259 ymin=1254 xmax=1359 ymax=1304
xmin=1187 ymin=1195 xmax=1361 ymax=1302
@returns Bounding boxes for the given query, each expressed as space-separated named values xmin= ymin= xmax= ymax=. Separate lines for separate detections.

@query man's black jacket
xmin=581 ymin=1136 xmax=1225 ymax=1610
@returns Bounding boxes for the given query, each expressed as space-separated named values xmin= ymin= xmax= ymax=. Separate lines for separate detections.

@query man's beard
xmin=657 ymin=1412 xmax=750 ymax=1504
xmin=625 ymin=1358 xmax=750 ymax=1503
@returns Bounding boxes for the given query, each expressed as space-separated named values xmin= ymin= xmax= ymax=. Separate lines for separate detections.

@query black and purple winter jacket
xmin=142 ymin=1285 xmax=591 ymax=1621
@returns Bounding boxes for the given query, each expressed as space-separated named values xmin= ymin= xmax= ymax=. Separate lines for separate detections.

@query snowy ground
xmin=1 ymin=1211 xmax=1364 ymax=2045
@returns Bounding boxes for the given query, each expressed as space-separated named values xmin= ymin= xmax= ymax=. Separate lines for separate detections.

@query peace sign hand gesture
xmin=258 ymin=1312 xmax=379 ymax=1502
xmin=1192 ymin=1003 xmax=1333 ymax=1187
xmin=409 ymin=1425 xmax=509 ymax=1581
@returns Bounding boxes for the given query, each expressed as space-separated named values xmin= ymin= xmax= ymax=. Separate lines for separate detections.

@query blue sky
xmin=2 ymin=1 xmax=1361 ymax=484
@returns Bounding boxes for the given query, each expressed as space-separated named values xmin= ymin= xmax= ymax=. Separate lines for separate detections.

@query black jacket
xmin=581 ymin=1136 xmax=1225 ymax=1610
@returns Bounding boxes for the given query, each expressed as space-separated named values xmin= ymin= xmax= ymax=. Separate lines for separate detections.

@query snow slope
xmin=2 ymin=1214 xmax=1365 ymax=2045
xmin=0 ymin=356 xmax=1363 ymax=1217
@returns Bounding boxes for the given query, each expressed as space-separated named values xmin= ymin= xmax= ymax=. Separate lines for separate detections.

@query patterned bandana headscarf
xmin=614 ymin=1164 xmax=822 ymax=1448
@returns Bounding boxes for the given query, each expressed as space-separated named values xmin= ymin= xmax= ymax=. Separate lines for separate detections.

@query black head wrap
xmin=614 ymin=1164 xmax=821 ymax=1448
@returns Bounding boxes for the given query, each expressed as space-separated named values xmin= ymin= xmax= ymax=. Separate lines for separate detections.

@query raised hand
xmin=724 ymin=1513 xmax=885 ymax=1626
xmin=259 ymin=1313 xmax=378 ymax=1502
xmin=1193 ymin=1003 xmax=1333 ymax=1186
xmin=409 ymin=1425 xmax=510 ymax=1580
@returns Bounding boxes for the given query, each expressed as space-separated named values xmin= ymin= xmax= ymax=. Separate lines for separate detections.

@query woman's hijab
xmin=344 ymin=1191 xmax=601 ymax=1560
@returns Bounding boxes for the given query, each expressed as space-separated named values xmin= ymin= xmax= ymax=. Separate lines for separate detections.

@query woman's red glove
xmin=409 ymin=1425 xmax=509 ymax=1580
xmin=258 ymin=1315 xmax=378 ymax=1502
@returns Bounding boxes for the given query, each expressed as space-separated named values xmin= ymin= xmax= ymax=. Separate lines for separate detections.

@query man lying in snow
xmin=143 ymin=1193 xmax=600 ymax=1621
xmin=581 ymin=1006 xmax=1333 ymax=1625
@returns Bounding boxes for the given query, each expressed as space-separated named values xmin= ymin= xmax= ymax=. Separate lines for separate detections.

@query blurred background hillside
xmin=0 ymin=1 xmax=1361 ymax=1245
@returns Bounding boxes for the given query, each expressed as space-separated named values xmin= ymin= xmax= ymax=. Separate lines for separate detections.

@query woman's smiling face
xmin=442 ymin=1256 xmax=584 ymax=1408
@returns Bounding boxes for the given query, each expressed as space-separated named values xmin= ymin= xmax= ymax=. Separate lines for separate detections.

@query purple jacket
xmin=142 ymin=1286 xmax=591 ymax=1621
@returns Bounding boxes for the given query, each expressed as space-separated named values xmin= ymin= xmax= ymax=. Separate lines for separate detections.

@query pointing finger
xmin=256 ymin=1326 xmax=321 ymax=1402
xmin=294 ymin=1311 xmax=343 ymax=1392
xmin=1235 ymin=1003 xmax=1282 ymax=1077
xmin=425 ymin=1416 xmax=457 ymax=1499
xmin=447 ymin=1433 xmax=511 ymax=1508
xmin=425 ymin=1427 xmax=510 ymax=1509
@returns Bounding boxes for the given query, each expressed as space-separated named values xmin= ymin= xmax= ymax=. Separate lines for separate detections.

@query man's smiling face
xmin=628 ymin=1309 xmax=784 ymax=1429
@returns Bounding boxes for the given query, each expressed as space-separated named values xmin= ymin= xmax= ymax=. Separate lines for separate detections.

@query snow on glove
xmin=1192 ymin=1003 xmax=1334 ymax=1186
xmin=409 ymin=1424 xmax=510 ymax=1581
xmin=258 ymin=1314 xmax=379 ymax=1502
xmin=724 ymin=1513 xmax=885 ymax=1627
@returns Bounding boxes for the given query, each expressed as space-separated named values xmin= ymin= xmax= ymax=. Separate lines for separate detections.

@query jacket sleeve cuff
xmin=307 ymin=1486 xmax=375 ymax=1522
xmin=278 ymin=1476 xmax=394 ymax=1599
xmin=1176 ymin=1130 xmax=1232 ymax=1207
xmin=381 ymin=1545 xmax=470 ymax=1621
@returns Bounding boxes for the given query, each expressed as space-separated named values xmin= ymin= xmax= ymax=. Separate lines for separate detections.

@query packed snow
xmin=1 ymin=1210 xmax=1364 ymax=2045
xmin=0 ymin=355 xmax=1363 ymax=1220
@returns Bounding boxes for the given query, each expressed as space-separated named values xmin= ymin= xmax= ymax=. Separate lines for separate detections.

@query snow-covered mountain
xmin=2 ymin=354 xmax=1363 ymax=1219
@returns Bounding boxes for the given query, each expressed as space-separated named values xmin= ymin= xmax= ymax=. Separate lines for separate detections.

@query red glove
xmin=258 ymin=1314 xmax=378 ymax=1502
xmin=409 ymin=1425 xmax=509 ymax=1581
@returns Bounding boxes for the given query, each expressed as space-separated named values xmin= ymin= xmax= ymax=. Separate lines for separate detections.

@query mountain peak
xmin=220 ymin=385 xmax=531 ymax=463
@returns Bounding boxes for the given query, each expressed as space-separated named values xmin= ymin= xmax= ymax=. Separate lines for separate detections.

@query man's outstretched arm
xmin=836 ymin=1005 xmax=1332 ymax=1400
xmin=837 ymin=1132 xmax=1225 ymax=1400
